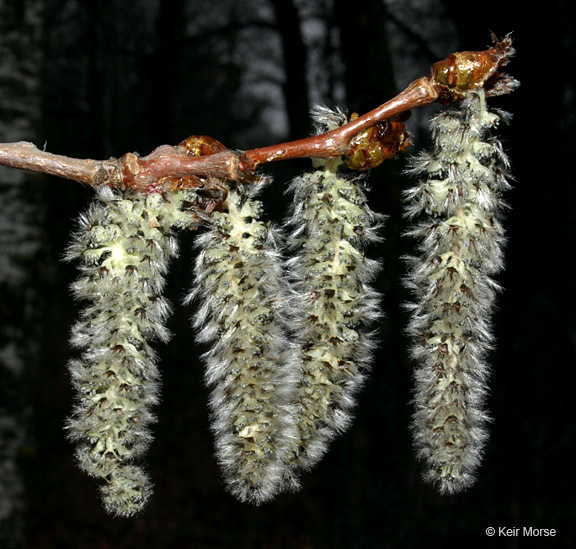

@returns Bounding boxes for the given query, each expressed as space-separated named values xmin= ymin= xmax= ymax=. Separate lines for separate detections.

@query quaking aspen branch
xmin=0 ymin=141 xmax=105 ymax=185
xmin=0 ymin=35 xmax=517 ymax=199
xmin=0 ymin=31 xmax=519 ymax=517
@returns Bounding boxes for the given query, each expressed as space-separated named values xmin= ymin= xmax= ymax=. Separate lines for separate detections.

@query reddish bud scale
xmin=431 ymin=34 xmax=517 ymax=103
xmin=178 ymin=135 xmax=228 ymax=157
xmin=345 ymin=114 xmax=412 ymax=170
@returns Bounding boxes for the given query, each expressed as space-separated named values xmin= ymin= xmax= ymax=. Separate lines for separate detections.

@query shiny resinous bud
xmin=188 ymin=182 xmax=297 ymax=504
xmin=283 ymin=107 xmax=383 ymax=477
xmin=66 ymin=186 xmax=197 ymax=517
xmin=403 ymin=90 xmax=512 ymax=494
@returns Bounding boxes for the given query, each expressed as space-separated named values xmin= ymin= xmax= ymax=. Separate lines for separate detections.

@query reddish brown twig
xmin=0 ymin=78 xmax=433 ymax=189
xmin=239 ymin=34 xmax=517 ymax=170
xmin=238 ymin=76 xmax=436 ymax=171
xmin=0 ymin=35 xmax=517 ymax=193
xmin=0 ymin=139 xmax=243 ymax=192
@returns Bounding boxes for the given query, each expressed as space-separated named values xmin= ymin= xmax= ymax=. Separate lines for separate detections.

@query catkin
xmin=66 ymin=186 xmax=198 ymax=517
xmin=188 ymin=181 xmax=297 ymax=504
xmin=404 ymin=90 xmax=511 ymax=494
xmin=283 ymin=108 xmax=383 ymax=475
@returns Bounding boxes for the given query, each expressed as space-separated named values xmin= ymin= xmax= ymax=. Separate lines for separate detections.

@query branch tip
xmin=431 ymin=33 xmax=519 ymax=103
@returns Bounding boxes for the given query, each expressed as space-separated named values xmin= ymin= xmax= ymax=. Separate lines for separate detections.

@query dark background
xmin=1 ymin=0 xmax=574 ymax=547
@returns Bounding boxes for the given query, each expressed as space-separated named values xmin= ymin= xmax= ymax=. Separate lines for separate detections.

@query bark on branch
xmin=0 ymin=36 xmax=517 ymax=194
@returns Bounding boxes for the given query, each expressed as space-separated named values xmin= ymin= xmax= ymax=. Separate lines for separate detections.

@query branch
xmin=239 ymin=77 xmax=434 ymax=170
xmin=0 ymin=142 xmax=106 ymax=185
xmin=0 ymin=35 xmax=518 ymax=195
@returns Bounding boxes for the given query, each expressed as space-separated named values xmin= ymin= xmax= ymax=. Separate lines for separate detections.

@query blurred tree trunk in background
xmin=269 ymin=0 xmax=310 ymax=140
xmin=333 ymin=0 xmax=395 ymax=113
xmin=0 ymin=0 xmax=43 ymax=546
xmin=150 ymin=0 xmax=186 ymax=144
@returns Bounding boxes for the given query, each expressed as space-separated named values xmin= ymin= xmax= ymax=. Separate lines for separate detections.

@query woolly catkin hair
xmin=403 ymin=90 xmax=512 ymax=494
xmin=66 ymin=186 xmax=198 ymax=517
xmin=282 ymin=107 xmax=384 ymax=476
xmin=188 ymin=181 xmax=298 ymax=504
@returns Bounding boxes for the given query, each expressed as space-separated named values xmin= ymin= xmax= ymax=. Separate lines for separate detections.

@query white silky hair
xmin=403 ymin=90 xmax=512 ymax=494
xmin=187 ymin=181 xmax=300 ymax=504
xmin=66 ymin=186 xmax=198 ymax=516
xmin=281 ymin=107 xmax=385 ymax=479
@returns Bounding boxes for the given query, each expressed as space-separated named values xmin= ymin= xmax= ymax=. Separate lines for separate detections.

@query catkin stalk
xmin=66 ymin=186 xmax=197 ymax=516
xmin=188 ymin=182 xmax=297 ymax=504
xmin=404 ymin=90 xmax=512 ymax=494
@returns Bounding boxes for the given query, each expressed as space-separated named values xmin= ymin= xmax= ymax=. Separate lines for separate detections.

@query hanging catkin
xmin=282 ymin=107 xmax=384 ymax=476
xmin=66 ymin=186 xmax=198 ymax=516
xmin=403 ymin=90 xmax=512 ymax=494
xmin=188 ymin=180 xmax=298 ymax=504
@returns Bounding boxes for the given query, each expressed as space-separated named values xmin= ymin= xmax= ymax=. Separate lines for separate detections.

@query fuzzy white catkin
xmin=404 ymin=90 xmax=512 ymax=494
xmin=188 ymin=182 xmax=298 ymax=504
xmin=283 ymin=107 xmax=383 ymax=475
xmin=66 ymin=186 xmax=198 ymax=517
